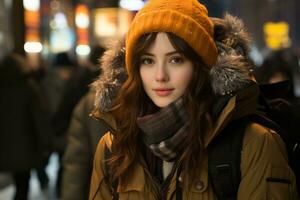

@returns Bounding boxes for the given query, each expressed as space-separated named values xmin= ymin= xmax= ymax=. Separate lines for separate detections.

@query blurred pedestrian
xmin=254 ymin=49 xmax=300 ymax=102
xmin=53 ymin=45 xmax=105 ymax=198
xmin=42 ymin=52 xmax=77 ymax=118
xmin=0 ymin=53 xmax=52 ymax=200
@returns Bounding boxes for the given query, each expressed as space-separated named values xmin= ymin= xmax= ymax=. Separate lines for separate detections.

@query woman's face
xmin=139 ymin=32 xmax=194 ymax=108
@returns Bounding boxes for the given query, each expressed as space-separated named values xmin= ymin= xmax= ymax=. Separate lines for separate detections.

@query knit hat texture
xmin=125 ymin=0 xmax=218 ymax=73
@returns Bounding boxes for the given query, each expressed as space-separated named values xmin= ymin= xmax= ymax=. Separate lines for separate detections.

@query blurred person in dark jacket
xmin=254 ymin=49 xmax=300 ymax=102
xmin=52 ymin=45 xmax=105 ymax=198
xmin=42 ymin=52 xmax=77 ymax=118
xmin=0 ymin=53 xmax=53 ymax=200
xmin=254 ymin=50 xmax=300 ymax=184
xmin=40 ymin=52 xmax=76 ymax=195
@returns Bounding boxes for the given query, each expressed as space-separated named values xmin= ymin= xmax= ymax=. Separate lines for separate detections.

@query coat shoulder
xmin=238 ymin=122 xmax=299 ymax=199
xmin=243 ymin=122 xmax=288 ymax=160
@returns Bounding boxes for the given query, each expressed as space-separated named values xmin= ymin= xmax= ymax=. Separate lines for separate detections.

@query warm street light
xmin=23 ymin=0 xmax=40 ymax=11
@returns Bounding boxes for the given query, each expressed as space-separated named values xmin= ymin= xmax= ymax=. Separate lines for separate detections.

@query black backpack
xmin=208 ymin=81 xmax=300 ymax=200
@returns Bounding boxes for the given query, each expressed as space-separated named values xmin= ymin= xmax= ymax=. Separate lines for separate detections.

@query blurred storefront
xmin=200 ymin=0 xmax=300 ymax=68
xmin=6 ymin=0 xmax=121 ymax=66
xmin=43 ymin=0 xmax=142 ymax=64
xmin=234 ymin=0 xmax=298 ymax=50
xmin=203 ymin=0 xmax=299 ymax=52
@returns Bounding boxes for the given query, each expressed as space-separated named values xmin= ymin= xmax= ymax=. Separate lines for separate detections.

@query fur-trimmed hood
xmin=92 ymin=14 xmax=256 ymax=114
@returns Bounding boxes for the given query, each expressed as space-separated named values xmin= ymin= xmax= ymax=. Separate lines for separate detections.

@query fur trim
xmin=210 ymin=51 xmax=253 ymax=96
xmin=93 ymin=14 xmax=254 ymax=110
xmin=211 ymin=14 xmax=253 ymax=96
xmin=212 ymin=14 xmax=252 ymax=57
xmin=92 ymin=38 xmax=127 ymax=112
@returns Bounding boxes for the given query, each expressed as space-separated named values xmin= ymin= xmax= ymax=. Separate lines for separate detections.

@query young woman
xmin=89 ymin=0 xmax=299 ymax=199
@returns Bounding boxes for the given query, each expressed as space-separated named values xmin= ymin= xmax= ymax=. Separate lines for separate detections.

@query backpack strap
xmin=103 ymin=143 xmax=119 ymax=200
xmin=249 ymin=114 xmax=281 ymax=133
xmin=208 ymin=117 xmax=249 ymax=200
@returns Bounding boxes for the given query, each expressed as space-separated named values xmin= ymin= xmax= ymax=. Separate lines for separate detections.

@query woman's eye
xmin=141 ymin=57 xmax=154 ymax=65
xmin=170 ymin=56 xmax=184 ymax=64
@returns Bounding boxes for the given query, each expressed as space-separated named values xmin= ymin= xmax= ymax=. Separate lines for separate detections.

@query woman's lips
xmin=153 ymin=88 xmax=174 ymax=96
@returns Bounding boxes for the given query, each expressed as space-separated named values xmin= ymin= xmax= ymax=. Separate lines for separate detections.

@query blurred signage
xmin=264 ymin=21 xmax=291 ymax=50
xmin=75 ymin=5 xmax=89 ymax=45
xmin=50 ymin=12 xmax=75 ymax=53
xmin=76 ymin=5 xmax=90 ymax=29
xmin=75 ymin=4 xmax=90 ymax=56
xmin=93 ymin=8 xmax=134 ymax=38
xmin=23 ymin=0 xmax=42 ymax=53
xmin=23 ymin=0 xmax=40 ymax=11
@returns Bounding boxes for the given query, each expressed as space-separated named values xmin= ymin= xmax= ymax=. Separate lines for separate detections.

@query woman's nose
xmin=155 ymin=65 xmax=169 ymax=82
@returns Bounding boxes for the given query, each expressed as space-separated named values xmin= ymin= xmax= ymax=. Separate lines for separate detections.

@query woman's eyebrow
xmin=142 ymin=51 xmax=179 ymax=56
xmin=141 ymin=52 xmax=154 ymax=56
xmin=165 ymin=51 xmax=179 ymax=56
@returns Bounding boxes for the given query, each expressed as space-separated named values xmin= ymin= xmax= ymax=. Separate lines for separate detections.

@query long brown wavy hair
xmin=109 ymin=32 xmax=214 ymax=188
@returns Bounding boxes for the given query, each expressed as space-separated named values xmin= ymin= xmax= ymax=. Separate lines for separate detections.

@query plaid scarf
xmin=137 ymin=98 xmax=189 ymax=162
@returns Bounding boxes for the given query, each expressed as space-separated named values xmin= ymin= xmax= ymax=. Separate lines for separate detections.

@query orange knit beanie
xmin=125 ymin=0 xmax=218 ymax=73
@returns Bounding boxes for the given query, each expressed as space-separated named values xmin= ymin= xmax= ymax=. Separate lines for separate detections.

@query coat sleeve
xmin=238 ymin=122 xmax=299 ymax=200
xmin=61 ymin=96 xmax=91 ymax=200
xmin=61 ymin=93 xmax=111 ymax=200
xmin=89 ymin=133 xmax=113 ymax=200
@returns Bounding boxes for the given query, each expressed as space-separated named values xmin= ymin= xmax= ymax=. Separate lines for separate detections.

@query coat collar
xmin=205 ymin=81 xmax=259 ymax=147
xmin=91 ymin=109 xmax=117 ymax=131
